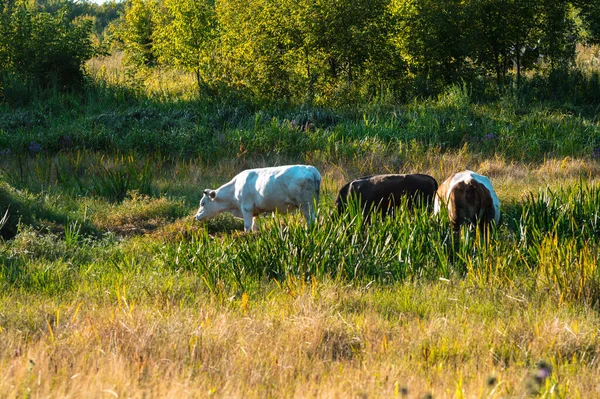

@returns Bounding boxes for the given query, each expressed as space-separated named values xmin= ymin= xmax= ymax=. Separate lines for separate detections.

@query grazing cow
xmin=434 ymin=170 xmax=500 ymax=230
xmin=335 ymin=174 xmax=438 ymax=218
xmin=195 ymin=165 xmax=321 ymax=231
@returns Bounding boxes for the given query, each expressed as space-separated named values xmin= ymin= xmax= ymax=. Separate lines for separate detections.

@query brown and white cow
xmin=434 ymin=170 xmax=500 ymax=230
xmin=335 ymin=174 xmax=438 ymax=219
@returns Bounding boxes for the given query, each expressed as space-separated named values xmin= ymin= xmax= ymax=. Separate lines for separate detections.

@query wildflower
xmin=534 ymin=360 xmax=552 ymax=384
xmin=28 ymin=141 xmax=42 ymax=154
xmin=593 ymin=147 xmax=600 ymax=159
xmin=484 ymin=133 xmax=496 ymax=140
xmin=0 ymin=148 xmax=11 ymax=157
xmin=525 ymin=360 xmax=553 ymax=394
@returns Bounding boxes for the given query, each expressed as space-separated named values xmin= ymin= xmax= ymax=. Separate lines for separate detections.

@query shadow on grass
xmin=0 ymin=181 xmax=99 ymax=240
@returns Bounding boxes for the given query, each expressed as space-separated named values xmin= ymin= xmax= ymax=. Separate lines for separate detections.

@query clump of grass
xmin=515 ymin=184 xmax=600 ymax=242
xmin=77 ymin=155 xmax=155 ymax=202
xmin=92 ymin=194 xmax=189 ymax=236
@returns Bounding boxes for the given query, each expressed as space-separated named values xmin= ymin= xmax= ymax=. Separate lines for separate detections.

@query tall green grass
xmin=2 ymin=152 xmax=599 ymax=309
xmin=128 ymin=185 xmax=599 ymax=309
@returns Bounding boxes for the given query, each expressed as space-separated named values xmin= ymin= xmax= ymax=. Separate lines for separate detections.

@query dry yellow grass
xmin=1 ymin=281 xmax=599 ymax=398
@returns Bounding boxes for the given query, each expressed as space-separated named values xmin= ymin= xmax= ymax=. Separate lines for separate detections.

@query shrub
xmin=0 ymin=1 xmax=97 ymax=104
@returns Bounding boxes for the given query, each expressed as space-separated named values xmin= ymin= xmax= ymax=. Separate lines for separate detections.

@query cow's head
xmin=194 ymin=189 xmax=219 ymax=221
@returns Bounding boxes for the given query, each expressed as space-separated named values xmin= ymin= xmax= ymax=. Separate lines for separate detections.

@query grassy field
xmin=1 ymin=57 xmax=600 ymax=398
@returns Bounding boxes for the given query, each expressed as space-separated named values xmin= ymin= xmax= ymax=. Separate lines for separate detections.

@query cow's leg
xmin=300 ymin=201 xmax=316 ymax=226
xmin=241 ymin=208 xmax=254 ymax=232
xmin=252 ymin=216 xmax=259 ymax=232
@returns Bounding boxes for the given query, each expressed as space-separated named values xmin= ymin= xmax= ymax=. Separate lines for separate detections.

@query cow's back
xmin=237 ymin=165 xmax=320 ymax=214
xmin=355 ymin=174 xmax=436 ymax=204
xmin=339 ymin=173 xmax=437 ymax=216
xmin=436 ymin=170 xmax=500 ymax=229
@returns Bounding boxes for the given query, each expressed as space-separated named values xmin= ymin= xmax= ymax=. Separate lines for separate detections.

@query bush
xmin=0 ymin=1 xmax=97 ymax=104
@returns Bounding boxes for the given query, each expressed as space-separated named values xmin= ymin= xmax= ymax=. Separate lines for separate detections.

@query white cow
xmin=195 ymin=165 xmax=321 ymax=231
xmin=434 ymin=170 xmax=500 ymax=230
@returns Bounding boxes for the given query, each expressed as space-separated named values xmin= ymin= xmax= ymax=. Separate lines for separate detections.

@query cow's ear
xmin=203 ymin=189 xmax=211 ymax=196
xmin=209 ymin=190 xmax=216 ymax=199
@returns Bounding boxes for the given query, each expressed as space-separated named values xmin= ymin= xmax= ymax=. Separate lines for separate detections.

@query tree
xmin=575 ymin=0 xmax=600 ymax=44
xmin=393 ymin=0 xmax=471 ymax=92
xmin=310 ymin=0 xmax=392 ymax=87
xmin=216 ymin=0 xmax=395 ymax=103
xmin=152 ymin=0 xmax=217 ymax=95
xmin=468 ymin=0 xmax=542 ymax=87
xmin=1 ymin=0 xmax=96 ymax=91
xmin=538 ymin=0 xmax=578 ymax=70
xmin=116 ymin=0 xmax=156 ymax=68
xmin=217 ymin=0 xmax=296 ymax=100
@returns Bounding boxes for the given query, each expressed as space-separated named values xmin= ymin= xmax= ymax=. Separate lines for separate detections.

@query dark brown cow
xmin=335 ymin=174 xmax=438 ymax=218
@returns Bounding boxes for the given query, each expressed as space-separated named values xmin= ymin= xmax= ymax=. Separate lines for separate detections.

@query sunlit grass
xmin=1 ymin=278 xmax=598 ymax=398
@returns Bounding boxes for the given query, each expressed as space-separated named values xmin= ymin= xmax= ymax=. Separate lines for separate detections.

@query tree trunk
xmin=495 ymin=53 xmax=502 ymax=88
xmin=195 ymin=69 xmax=202 ymax=97
xmin=347 ymin=55 xmax=353 ymax=87
xmin=305 ymin=47 xmax=313 ymax=103
xmin=515 ymin=45 xmax=522 ymax=84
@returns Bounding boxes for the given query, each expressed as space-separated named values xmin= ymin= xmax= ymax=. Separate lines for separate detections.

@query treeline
xmin=115 ymin=0 xmax=600 ymax=103
xmin=1 ymin=0 xmax=600 ymax=106
xmin=42 ymin=0 xmax=125 ymax=36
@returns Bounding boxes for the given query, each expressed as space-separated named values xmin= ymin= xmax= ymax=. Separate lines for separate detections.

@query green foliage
xmin=115 ymin=0 xmax=157 ymax=69
xmin=394 ymin=0 xmax=472 ymax=91
xmin=469 ymin=0 xmax=541 ymax=84
xmin=68 ymin=0 xmax=125 ymax=37
xmin=3 ymin=0 xmax=598 ymax=103
xmin=152 ymin=0 xmax=217 ymax=94
xmin=538 ymin=0 xmax=578 ymax=70
xmin=1 ymin=0 xmax=96 ymax=96
xmin=576 ymin=0 xmax=600 ymax=44
xmin=201 ymin=0 xmax=400 ymax=102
